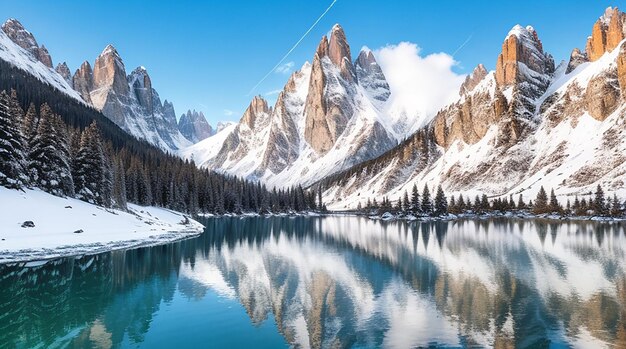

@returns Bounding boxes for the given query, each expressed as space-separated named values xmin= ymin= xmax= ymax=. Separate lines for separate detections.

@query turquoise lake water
xmin=1 ymin=216 xmax=625 ymax=348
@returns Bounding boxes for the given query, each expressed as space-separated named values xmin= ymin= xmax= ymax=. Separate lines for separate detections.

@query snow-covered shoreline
xmin=366 ymin=211 xmax=626 ymax=223
xmin=0 ymin=187 xmax=204 ymax=264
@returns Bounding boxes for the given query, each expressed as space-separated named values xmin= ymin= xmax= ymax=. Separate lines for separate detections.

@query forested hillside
xmin=0 ymin=59 xmax=319 ymax=214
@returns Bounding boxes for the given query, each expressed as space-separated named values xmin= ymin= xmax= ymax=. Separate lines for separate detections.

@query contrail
xmin=452 ymin=33 xmax=473 ymax=57
xmin=247 ymin=0 xmax=339 ymax=96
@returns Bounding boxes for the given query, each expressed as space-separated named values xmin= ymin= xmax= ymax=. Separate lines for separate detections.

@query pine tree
xmin=28 ymin=104 xmax=74 ymax=196
xmin=517 ymin=194 xmax=525 ymax=210
xmin=610 ymin=194 xmax=622 ymax=217
xmin=448 ymin=195 xmax=457 ymax=214
xmin=548 ymin=189 xmax=560 ymax=213
xmin=411 ymin=183 xmax=420 ymax=213
xmin=73 ymin=122 xmax=109 ymax=205
xmin=421 ymin=184 xmax=433 ymax=215
xmin=594 ymin=185 xmax=606 ymax=216
xmin=434 ymin=185 xmax=447 ymax=215
xmin=457 ymin=194 xmax=466 ymax=213
xmin=0 ymin=90 xmax=28 ymax=189
xmin=113 ymin=157 xmax=127 ymax=209
xmin=22 ymin=103 xmax=38 ymax=144
xmin=533 ymin=186 xmax=548 ymax=214
xmin=403 ymin=190 xmax=410 ymax=212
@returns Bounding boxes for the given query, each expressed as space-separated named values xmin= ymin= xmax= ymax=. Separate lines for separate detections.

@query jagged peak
xmin=600 ymin=6 xmax=619 ymax=26
xmin=99 ymin=44 xmax=121 ymax=58
xmin=328 ymin=23 xmax=351 ymax=67
xmin=79 ymin=60 xmax=92 ymax=70
xmin=2 ymin=18 xmax=27 ymax=31
xmin=130 ymin=65 xmax=149 ymax=75
xmin=331 ymin=23 xmax=344 ymax=34
xmin=315 ymin=35 xmax=329 ymax=58
xmin=506 ymin=24 xmax=537 ymax=41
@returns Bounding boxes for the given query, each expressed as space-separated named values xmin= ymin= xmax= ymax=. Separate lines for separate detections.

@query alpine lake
xmin=2 ymin=216 xmax=626 ymax=348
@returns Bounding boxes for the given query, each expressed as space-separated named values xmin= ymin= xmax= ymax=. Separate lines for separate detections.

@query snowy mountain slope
xmin=0 ymin=27 xmax=82 ymax=102
xmin=0 ymin=18 xmax=192 ymax=152
xmin=320 ymin=8 xmax=626 ymax=210
xmin=182 ymin=24 xmax=432 ymax=187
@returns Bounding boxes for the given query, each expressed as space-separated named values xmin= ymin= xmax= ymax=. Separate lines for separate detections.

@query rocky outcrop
xmin=55 ymin=62 xmax=72 ymax=87
xmin=304 ymin=50 xmax=333 ymax=154
xmin=495 ymin=25 xmax=554 ymax=88
xmin=566 ymin=48 xmax=588 ymax=74
xmin=178 ymin=109 xmax=214 ymax=143
xmin=328 ymin=24 xmax=351 ymax=68
xmin=355 ymin=47 xmax=390 ymax=104
xmin=72 ymin=61 xmax=94 ymax=105
xmin=618 ymin=42 xmax=626 ymax=93
xmin=129 ymin=67 xmax=154 ymax=114
xmin=91 ymin=45 xmax=130 ymax=117
xmin=241 ymin=96 xmax=270 ymax=130
xmin=459 ymin=64 xmax=488 ymax=95
xmin=586 ymin=7 xmax=626 ymax=61
xmin=585 ymin=69 xmax=620 ymax=121
xmin=1 ymin=18 xmax=53 ymax=68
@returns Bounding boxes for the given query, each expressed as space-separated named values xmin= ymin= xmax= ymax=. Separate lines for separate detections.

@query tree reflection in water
xmin=1 ymin=217 xmax=625 ymax=348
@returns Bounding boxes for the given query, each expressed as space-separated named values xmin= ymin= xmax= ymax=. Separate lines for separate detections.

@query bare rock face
xmin=585 ymin=69 xmax=620 ymax=121
xmin=260 ymin=91 xmax=300 ymax=174
xmin=178 ymin=109 xmax=214 ymax=143
xmin=495 ymin=25 xmax=554 ymax=88
xmin=304 ymin=53 xmax=333 ymax=154
xmin=433 ymin=76 xmax=506 ymax=148
xmin=129 ymin=67 xmax=154 ymax=114
xmin=355 ymin=48 xmax=390 ymax=103
xmin=328 ymin=24 xmax=351 ymax=67
xmin=617 ymin=42 xmax=626 ymax=93
xmin=72 ymin=61 xmax=94 ymax=104
xmin=586 ymin=7 xmax=626 ymax=61
xmin=2 ymin=18 xmax=53 ymax=68
xmin=241 ymin=96 xmax=269 ymax=130
xmin=55 ymin=62 xmax=73 ymax=88
xmin=566 ymin=48 xmax=588 ymax=74
xmin=459 ymin=64 xmax=488 ymax=95
xmin=92 ymin=45 xmax=130 ymax=110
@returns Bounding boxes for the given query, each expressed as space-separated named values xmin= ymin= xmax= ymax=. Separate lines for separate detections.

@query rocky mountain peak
xmin=241 ymin=96 xmax=269 ymax=129
xmin=92 ymin=44 xmax=129 ymax=110
xmin=586 ymin=7 xmax=626 ymax=61
xmin=566 ymin=48 xmax=588 ymax=73
xmin=129 ymin=66 xmax=154 ymax=114
xmin=55 ymin=62 xmax=72 ymax=87
xmin=355 ymin=47 xmax=390 ymax=104
xmin=315 ymin=35 xmax=329 ymax=58
xmin=2 ymin=18 xmax=53 ymax=68
xmin=178 ymin=109 xmax=214 ymax=143
xmin=72 ymin=61 xmax=94 ymax=104
xmin=459 ymin=64 xmax=488 ymax=95
xmin=496 ymin=24 xmax=554 ymax=88
xmin=328 ymin=23 xmax=351 ymax=67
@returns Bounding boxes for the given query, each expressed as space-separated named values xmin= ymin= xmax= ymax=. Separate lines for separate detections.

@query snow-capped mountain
xmin=0 ymin=20 xmax=81 ymax=102
xmin=72 ymin=46 xmax=191 ymax=151
xmin=320 ymin=7 xmax=626 ymax=210
xmin=0 ymin=18 xmax=193 ymax=151
xmin=183 ymin=24 xmax=424 ymax=187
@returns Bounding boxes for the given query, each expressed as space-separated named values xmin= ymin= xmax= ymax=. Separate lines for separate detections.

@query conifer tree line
xmin=354 ymin=183 xmax=626 ymax=218
xmin=0 ymin=89 xmax=320 ymax=214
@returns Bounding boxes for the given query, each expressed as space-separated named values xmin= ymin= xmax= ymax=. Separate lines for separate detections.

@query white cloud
xmin=375 ymin=42 xmax=466 ymax=123
xmin=223 ymin=109 xmax=235 ymax=116
xmin=274 ymin=61 xmax=294 ymax=75
xmin=264 ymin=89 xmax=283 ymax=96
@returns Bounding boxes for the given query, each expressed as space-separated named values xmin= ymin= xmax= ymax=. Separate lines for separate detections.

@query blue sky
xmin=0 ymin=0 xmax=620 ymax=125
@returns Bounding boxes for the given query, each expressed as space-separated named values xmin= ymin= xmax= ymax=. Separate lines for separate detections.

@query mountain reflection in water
xmin=1 ymin=217 xmax=626 ymax=348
